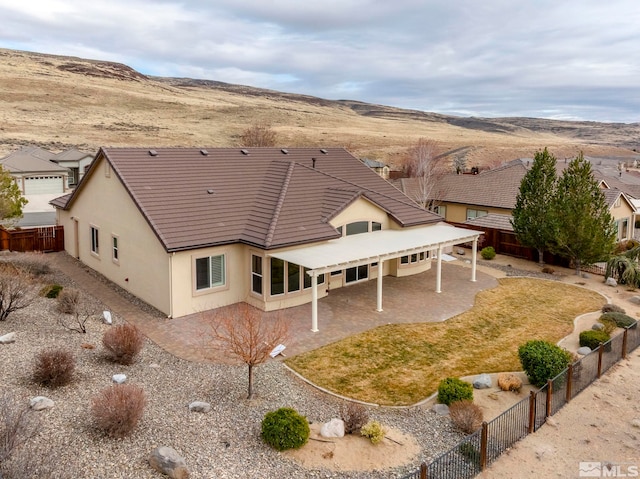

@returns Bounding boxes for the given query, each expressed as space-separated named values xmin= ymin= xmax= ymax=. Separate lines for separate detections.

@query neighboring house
xmin=361 ymin=158 xmax=390 ymax=179
xmin=51 ymin=147 xmax=481 ymax=329
xmin=51 ymin=148 xmax=94 ymax=187
xmin=0 ymin=146 xmax=70 ymax=195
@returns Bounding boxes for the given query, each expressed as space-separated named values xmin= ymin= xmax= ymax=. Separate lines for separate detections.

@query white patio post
xmin=471 ymin=237 xmax=478 ymax=282
xmin=311 ymin=271 xmax=319 ymax=332
xmin=376 ymin=260 xmax=383 ymax=312
xmin=436 ymin=246 xmax=443 ymax=293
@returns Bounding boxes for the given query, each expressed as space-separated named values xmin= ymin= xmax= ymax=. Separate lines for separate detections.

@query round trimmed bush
xmin=261 ymin=407 xmax=309 ymax=451
xmin=437 ymin=377 xmax=473 ymax=406
xmin=579 ymin=330 xmax=611 ymax=350
xmin=600 ymin=311 xmax=637 ymax=329
xmin=480 ymin=246 xmax=496 ymax=260
xmin=33 ymin=348 xmax=75 ymax=388
xmin=518 ymin=340 xmax=572 ymax=388
xmin=360 ymin=420 xmax=386 ymax=444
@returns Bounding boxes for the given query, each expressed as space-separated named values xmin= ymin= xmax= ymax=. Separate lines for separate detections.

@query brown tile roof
xmin=59 ymin=147 xmax=441 ymax=252
xmin=465 ymin=213 xmax=514 ymax=231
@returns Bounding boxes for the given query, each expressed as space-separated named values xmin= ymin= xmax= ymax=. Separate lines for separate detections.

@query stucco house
xmin=51 ymin=148 xmax=94 ymax=187
xmin=0 ymin=146 xmax=70 ymax=195
xmin=51 ymin=147 xmax=481 ymax=330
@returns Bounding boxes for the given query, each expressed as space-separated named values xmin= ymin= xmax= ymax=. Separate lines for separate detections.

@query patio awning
xmin=268 ymin=222 xmax=481 ymax=274
xmin=268 ymin=222 xmax=482 ymax=332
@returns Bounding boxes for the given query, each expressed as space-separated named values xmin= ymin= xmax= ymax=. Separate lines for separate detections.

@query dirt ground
xmin=282 ymin=257 xmax=640 ymax=476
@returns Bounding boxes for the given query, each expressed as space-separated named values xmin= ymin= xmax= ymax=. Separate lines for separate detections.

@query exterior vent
xmin=320 ymin=149 xmax=328 ymax=154
xmin=241 ymin=149 xmax=249 ymax=155
xmin=207 ymin=189 xmax=214 ymax=195
xmin=312 ymin=158 xmax=316 ymax=169
xmin=148 ymin=149 xmax=158 ymax=156
xmin=200 ymin=149 xmax=209 ymax=156
xmin=281 ymin=149 xmax=289 ymax=154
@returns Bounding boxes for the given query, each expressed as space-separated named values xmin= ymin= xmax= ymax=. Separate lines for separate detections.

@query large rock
xmin=473 ymin=373 xmax=492 ymax=389
xmin=591 ymin=323 xmax=605 ymax=331
xmin=112 ymin=374 xmax=127 ymax=384
xmin=577 ymin=346 xmax=592 ymax=355
xmin=320 ymin=418 xmax=345 ymax=438
xmin=0 ymin=332 xmax=16 ymax=344
xmin=188 ymin=401 xmax=211 ymax=413
xmin=148 ymin=446 xmax=189 ymax=479
xmin=432 ymin=403 xmax=450 ymax=416
xmin=30 ymin=396 xmax=54 ymax=411
xmin=605 ymin=277 xmax=617 ymax=287
xmin=630 ymin=296 xmax=640 ymax=305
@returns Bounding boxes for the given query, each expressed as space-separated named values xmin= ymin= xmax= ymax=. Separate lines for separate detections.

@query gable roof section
xmin=0 ymin=146 xmax=68 ymax=174
xmin=60 ymin=147 xmax=441 ymax=252
xmin=52 ymin=148 xmax=94 ymax=162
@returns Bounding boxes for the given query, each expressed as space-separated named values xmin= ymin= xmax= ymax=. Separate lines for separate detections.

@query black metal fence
xmin=400 ymin=322 xmax=640 ymax=479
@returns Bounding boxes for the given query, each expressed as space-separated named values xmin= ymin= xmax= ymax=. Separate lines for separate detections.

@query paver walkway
xmin=48 ymin=252 xmax=501 ymax=362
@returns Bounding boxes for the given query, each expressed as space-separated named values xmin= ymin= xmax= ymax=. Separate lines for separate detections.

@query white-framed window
xmin=251 ymin=255 xmax=263 ymax=295
xmin=400 ymin=251 xmax=429 ymax=265
xmin=270 ymin=258 xmax=324 ymax=296
xmin=466 ymin=209 xmax=488 ymax=221
xmin=434 ymin=205 xmax=446 ymax=217
xmin=338 ymin=220 xmax=384 ymax=237
xmin=112 ymin=235 xmax=119 ymax=263
xmin=90 ymin=226 xmax=99 ymax=255
xmin=195 ymin=254 xmax=226 ymax=290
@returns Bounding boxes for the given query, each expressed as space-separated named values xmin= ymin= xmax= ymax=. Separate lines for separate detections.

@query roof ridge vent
xmin=241 ymin=149 xmax=249 ymax=155
xmin=148 ymin=149 xmax=158 ymax=156
xmin=281 ymin=149 xmax=289 ymax=154
xmin=200 ymin=149 xmax=209 ymax=156
xmin=320 ymin=149 xmax=328 ymax=154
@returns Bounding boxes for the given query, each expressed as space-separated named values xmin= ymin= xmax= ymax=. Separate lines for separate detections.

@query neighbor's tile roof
xmin=465 ymin=213 xmax=514 ymax=231
xmin=52 ymin=148 xmax=94 ymax=162
xmin=60 ymin=147 xmax=441 ymax=252
xmin=0 ymin=146 xmax=69 ymax=173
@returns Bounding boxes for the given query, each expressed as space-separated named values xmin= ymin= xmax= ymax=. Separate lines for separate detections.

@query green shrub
xmin=40 ymin=284 xmax=63 ymax=299
xmin=600 ymin=311 xmax=637 ymax=329
xmin=261 ymin=408 xmax=309 ymax=451
xmin=360 ymin=420 xmax=386 ymax=444
xmin=601 ymin=303 xmax=626 ymax=314
xmin=480 ymin=246 xmax=496 ymax=260
xmin=579 ymin=330 xmax=611 ymax=350
xmin=518 ymin=340 xmax=572 ymax=388
xmin=458 ymin=442 xmax=480 ymax=465
xmin=437 ymin=377 xmax=473 ymax=406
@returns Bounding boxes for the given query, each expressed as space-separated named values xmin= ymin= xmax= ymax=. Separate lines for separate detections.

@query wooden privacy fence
xmin=400 ymin=323 xmax=640 ymax=479
xmin=0 ymin=226 xmax=64 ymax=252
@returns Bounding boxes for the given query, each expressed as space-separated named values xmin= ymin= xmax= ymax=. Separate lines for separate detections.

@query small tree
xmin=511 ymin=148 xmax=558 ymax=264
xmin=401 ymin=138 xmax=448 ymax=209
xmin=0 ymin=166 xmax=27 ymax=226
xmin=550 ymin=153 xmax=616 ymax=274
xmin=239 ymin=122 xmax=277 ymax=147
xmin=204 ymin=303 xmax=289 ymax=399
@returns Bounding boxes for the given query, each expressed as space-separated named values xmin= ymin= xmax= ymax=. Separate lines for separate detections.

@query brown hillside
xmin=1 ymin=48 xmax=638 ymax=169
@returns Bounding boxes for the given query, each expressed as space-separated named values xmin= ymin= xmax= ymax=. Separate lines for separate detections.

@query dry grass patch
xmin=286 ymin=278 xmax=603 ymax=405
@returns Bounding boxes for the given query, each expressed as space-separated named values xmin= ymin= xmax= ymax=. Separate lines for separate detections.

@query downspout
xmin=169 ymin=252 xmax=174 ymax=318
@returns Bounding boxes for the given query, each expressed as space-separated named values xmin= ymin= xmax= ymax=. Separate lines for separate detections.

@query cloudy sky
xmin=1 ymin=0 xmax=639 ymax=123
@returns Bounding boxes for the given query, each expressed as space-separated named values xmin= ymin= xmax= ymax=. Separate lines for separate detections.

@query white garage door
xmin=24 ymin=176 xmax=64 ymax=195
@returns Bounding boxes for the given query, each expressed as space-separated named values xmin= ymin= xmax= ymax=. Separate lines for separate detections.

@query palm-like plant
xmin=606 ymin=244 xmax=640 ymax=288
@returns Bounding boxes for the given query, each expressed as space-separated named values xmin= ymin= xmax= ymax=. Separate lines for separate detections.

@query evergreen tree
xmin=550 ymin=153 xmax=616 ymax=274
xmin=0 ymin=166 xmax=27 ymax=225
xmin=511 ymin=148 xmax=558 ymax=264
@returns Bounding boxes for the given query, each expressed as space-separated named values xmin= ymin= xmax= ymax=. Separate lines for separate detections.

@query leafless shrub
xmin=541 ymin=266 xmax=555 ymax=274
xmin=0 ymin=264 xmax=35 ymax=321
xmin=102 ymin=323 xmax=144 ymax=365
xmin=9 ymin=252 xmax=51 ymax=276
xmin=91 ymin=384 xmax=146 ymax=438
xmin=33 ymin=348 xmax=75 ymax=388
xmin=339 ymin=402 xmax=369 ymax=434
xmin=239 ymin=122 xmax=277 ymax=147
xmin=449 ymin=400 xmax=483 ymax=434
xmin=56 ymin=288 xmax=80 ymax=315
xmin=0 ymin=392 xmax=38 ymax=465
xmin=497 ymin=373 xmax=523 ymax=392
xmin=602 ymin=303 xmax=626 ymax=314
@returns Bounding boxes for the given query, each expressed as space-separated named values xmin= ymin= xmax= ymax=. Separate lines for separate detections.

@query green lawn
xmin=285 ymin=278 xmax=604 ymax=406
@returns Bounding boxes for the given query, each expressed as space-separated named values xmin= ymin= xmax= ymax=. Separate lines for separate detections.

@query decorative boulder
xmin=148 ymin=446 xmax=189 ymax=479
xmin=30 ymin=396 xmax=55 ymax=411
xmin=605 ymin=277 xmax=617 ymax=287
xmin=112 ymin=374 xmax=127 ymax=384
xmin=630 ymin=296 xmax=640 ymax=305
xmin=0 ymin=332 xmax=16 ymax=344
xmin=457 ymin=248 xmax=465 ymax=255
xmin=591 ymin=323 xmax=605 ymax=331
xmin=432 ymin=403 xmax=449 ymax=416
xmin=188 ymin=401 xmax=211 ymax=413
xmin=102 ymin=311 xmax=113 ymax=325
xmin=473 ymin=373 xmax=492 ymax=389
xmin=577 ymin=346 xmax=592 ymax=355
xmin=320 ymin=418 xmax=345 ymax=438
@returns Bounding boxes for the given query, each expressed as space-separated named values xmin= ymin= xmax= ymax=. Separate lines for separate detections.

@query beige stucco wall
xmin=609 ymin=196 xmax=635 ymax=241
xmin=56 ymin=156 xmax=171 ymax=316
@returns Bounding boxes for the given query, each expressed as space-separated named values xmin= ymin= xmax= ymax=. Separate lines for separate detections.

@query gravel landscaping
xmin=0 ymin=258 xmax=464 ymax=479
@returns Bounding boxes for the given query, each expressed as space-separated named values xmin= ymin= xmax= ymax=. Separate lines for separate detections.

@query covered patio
xmin=269 ymin=223 xmax=482 ymax=332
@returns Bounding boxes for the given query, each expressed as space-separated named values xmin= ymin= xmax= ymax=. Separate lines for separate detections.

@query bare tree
xmin=401 ymin=138 xmax=449 ymax=209
xmin=239 ymin=122 xmax=277 ymax=147
xmin=0 ymin=392 xmax=38 ymax=467
xmin=203 ymin=303 xmax=289 ymax=399
xmin=0 ymin=266 xmax=35 ymax=321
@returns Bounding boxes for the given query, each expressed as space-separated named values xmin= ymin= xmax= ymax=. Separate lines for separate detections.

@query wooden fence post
xmin=566 ymin=363 xmax=573 ymax=403
xmin=420 ymin=462 xmax=427 ymax=479
xmin=528 ymin=390 xmax=536 ymax=434
xmin=480 ymin=422 xmax=488 ymax=471
xmin=546 ymin=379 xmax=553 ymax=418
xmin=597 ymin=343 xmax=604 ymax=378
xmin=622 ymin=328 xmax=628 ymax=360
